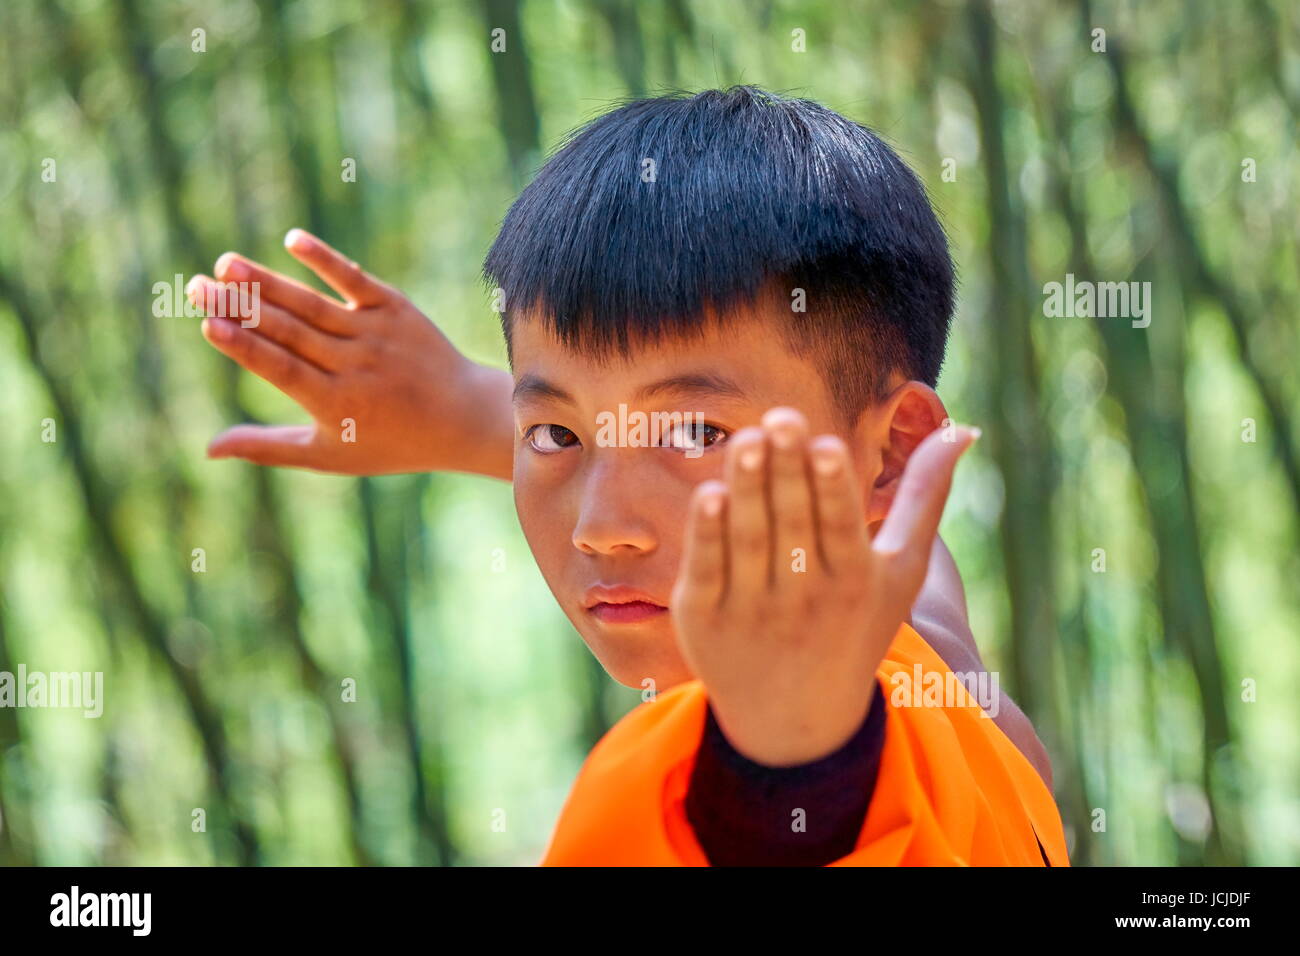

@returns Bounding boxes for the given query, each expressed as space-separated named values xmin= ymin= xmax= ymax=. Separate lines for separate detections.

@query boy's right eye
xmin=526 ymin=424 xmax=580 ymax=453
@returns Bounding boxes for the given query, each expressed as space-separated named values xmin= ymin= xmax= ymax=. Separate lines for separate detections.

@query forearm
xmin=910 ymin=537 xmax=1055 ymax=789
xmin=440 ymin=361 xmax=514 ymax=481
xmin=911 ymin=535 xmax=969 ymax=634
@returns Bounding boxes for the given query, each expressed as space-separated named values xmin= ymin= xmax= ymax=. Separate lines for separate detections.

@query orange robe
xmin=541 ymin=622 xmax=1070 ymax=866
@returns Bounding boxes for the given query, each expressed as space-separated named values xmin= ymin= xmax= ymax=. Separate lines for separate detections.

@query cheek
xmin=512 ymin=459 xmax=573 ymax=567
xmin=648 ymin=468 xmax=709 ymax=569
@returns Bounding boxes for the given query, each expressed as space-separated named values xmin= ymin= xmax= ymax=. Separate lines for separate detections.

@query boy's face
xmin=509 ymin=307 xmax=884 ymax=691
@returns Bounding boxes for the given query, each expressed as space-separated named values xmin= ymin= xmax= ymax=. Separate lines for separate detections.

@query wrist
xmin=460 ymin=361 xmax=515 ymax=480
xmin=707 ymin=682 xmax=876 ymax=768
xmin=423 ymin=359 xmax=513 ymax=480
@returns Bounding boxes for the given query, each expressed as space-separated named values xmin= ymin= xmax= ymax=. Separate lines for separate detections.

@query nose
xmin=571 ymin=456 xmax=659 ymax=556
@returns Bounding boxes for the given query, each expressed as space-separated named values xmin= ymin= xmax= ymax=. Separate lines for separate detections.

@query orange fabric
xmin=540 ymin=622 xmax=1070 ymax=866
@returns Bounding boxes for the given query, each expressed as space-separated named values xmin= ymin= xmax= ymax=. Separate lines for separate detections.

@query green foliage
xmin=0 ymin=0 xmax=1296 ymax=865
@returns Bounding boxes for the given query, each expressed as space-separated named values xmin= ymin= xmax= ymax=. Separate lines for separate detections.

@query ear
xmin=860 ymin=382 xmax=950 ymax=526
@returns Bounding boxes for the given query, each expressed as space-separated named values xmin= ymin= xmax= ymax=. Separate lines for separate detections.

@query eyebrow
xmin=512 ymin=374 xmax=575 ymax=405
xmin=511 ymin=371 xmax=750 ymax=405
xmin=634 ymin=373 xmax=749 ymax=403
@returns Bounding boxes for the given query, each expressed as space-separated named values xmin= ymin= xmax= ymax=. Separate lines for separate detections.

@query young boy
xmin=188 ymin=87 xmax=1068 ymax=866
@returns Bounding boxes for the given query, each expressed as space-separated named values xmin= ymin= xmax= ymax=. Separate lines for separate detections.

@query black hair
xmin=483 ymin=86 xmax=954 ymax=421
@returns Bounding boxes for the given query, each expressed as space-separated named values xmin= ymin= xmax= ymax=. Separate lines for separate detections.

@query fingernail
xmin=739 ymin=446 xmax=763 ymax=471
xmin=285 ymin=228 xmax=308 ymax=251
xmin=813 ymin=450 xmax=841 ymax=476
xmin=702 ymin=494 xmax=722 ymax=517
xmin=185 ymin=275 xmax=203 ymax=298
xmin=771 ymin=426 xmax=797 ymax=450
xmin=216 ymin=253 xmax=246 ymax=280
xmin=969 ymin=426 xmax=982 ymax=441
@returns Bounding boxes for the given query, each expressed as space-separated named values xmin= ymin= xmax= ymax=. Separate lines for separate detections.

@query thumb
xmin=872 ymin=425 xmax=980 ymax=577
xmin=207 ymin=424 xmax=323 ymax=469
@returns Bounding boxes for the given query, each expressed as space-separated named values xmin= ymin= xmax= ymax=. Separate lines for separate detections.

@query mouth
xmin=583 ymin=584 xmax=670 ymax=624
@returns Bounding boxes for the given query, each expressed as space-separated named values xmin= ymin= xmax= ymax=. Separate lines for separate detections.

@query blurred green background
xmin=1 ymin=0 xmax=1297 ymax=866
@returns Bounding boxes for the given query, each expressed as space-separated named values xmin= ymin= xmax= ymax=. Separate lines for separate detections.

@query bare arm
xmin=910 ymin=536 xmax=1055 ymax=790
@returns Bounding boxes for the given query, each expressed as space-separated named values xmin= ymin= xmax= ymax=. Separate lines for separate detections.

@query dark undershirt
xmin=685 ymin=680 xmax=1054 ymax=866
xmin=685 ymin=681 xmax=887 ymax=867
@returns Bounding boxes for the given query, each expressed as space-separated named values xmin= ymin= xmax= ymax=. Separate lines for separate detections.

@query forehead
xmin=508 ymin=309 xmax=833 ymax=413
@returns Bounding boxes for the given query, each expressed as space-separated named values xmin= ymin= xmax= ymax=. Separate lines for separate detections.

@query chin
xmin=574 ymin=617 xmax=695 ymax=692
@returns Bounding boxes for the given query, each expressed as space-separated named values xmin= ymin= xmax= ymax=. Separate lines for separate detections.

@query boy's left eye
xmin=527 ymin=424 xmax=580 ymax=453
xmin=659 ymin=421 xmax=728 ymax=452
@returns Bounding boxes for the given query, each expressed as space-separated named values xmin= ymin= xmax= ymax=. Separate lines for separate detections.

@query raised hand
xmin=670 ymin=406 xmax=978 ymax=767
xmin=188 ymin=229 xmax=513 ymax=479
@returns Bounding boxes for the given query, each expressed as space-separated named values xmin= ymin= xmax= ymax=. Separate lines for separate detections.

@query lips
xmin=583 ymin=584 xmax=669 ymax=624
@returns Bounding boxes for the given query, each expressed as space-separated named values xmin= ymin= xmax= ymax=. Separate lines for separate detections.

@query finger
xmin=212 ymin=251 xmax=356 ymax=337
xmin=189 ymin=276 xmax=345 ymax=371
xmin=724 ymin=427 xmax=771 ymax=590
xmin=207 ymin=424 xmax=322 ymax=468
xmin=808 ymin=434 xmax=870 ymax=573
xmin=284 ymin=228 xmax=391 ymax=308
xmin=873 ymin=425 xmax=979 ymax=579
xmin=761 ymin=407 xmax=815 ymax=581
xmin=676 ymin=480 xmax=729 ymax=611
xmin=201 ymin=316 xmax=331 ymax=411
